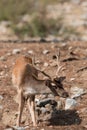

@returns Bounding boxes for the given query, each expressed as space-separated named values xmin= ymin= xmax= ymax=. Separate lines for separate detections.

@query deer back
xmin=12 ymin=55 xmax=38 ymax=88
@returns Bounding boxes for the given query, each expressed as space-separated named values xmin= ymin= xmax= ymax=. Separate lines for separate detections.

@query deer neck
xmin=31 ymin=78 xmax=52 ymax=94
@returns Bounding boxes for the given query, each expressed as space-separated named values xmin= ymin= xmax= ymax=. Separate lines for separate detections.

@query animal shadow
xmin=48 ymin=109 xmax=81 ymax=126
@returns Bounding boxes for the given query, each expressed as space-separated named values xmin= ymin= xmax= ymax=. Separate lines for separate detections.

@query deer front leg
xmin=27 ymin=95 xmax=36 ymax=126
xmin=17 ymin=88 xmax=25 ymax=126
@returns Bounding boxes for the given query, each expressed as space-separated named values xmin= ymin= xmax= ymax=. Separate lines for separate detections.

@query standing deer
xmin=12 ymin=54 xmax=68 ymax=127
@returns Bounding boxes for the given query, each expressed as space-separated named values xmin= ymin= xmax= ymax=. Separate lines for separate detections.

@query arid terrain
xmin=0 ymin=41 xmax=87 ymax=130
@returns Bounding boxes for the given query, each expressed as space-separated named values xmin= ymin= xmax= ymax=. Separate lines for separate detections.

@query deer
xmin=12 ymin=53 xmax=68 ymax=127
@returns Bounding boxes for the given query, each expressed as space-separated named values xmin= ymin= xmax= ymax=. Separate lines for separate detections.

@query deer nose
xmin=62 ymin=92 xmax=69 ymax=98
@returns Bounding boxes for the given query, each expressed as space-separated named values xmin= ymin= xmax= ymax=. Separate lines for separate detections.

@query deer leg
xmin=17 ymin=89 xmax=25 ymax=126
xmin=28 ymin=95 xmax=36 ymax=126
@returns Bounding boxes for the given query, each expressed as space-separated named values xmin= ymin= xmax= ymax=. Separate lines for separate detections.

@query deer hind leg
xmin=17 ymin=88 xmax=25 ymax=126
xmin=27 ymin=95 xmax=36 ymax=126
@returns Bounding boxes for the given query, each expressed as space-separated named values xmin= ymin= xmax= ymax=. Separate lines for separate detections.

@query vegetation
xmin=0 ymin=0 xmax=80 ymax=39
xmin=12 ymin=14 xmax=64 ymax=38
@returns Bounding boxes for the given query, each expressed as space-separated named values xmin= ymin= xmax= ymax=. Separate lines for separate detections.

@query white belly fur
xmin=23 ymin=87 xmax=51 ymax=96
xmin=24 ymin=87 xmax=38 ymax=96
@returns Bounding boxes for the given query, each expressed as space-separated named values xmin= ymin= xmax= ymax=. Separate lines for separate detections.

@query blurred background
xmin=0 ymin=0 xmax=87 ymax=41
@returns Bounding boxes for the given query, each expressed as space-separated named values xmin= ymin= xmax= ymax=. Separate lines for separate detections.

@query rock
xmin=70 ymin=78 xmax=75 ymax=81
xmin=40 ymin=94 xmax=48 ymax=99
xmin=5 ymin=125 xmax=21 ymax=130
xmin=35 ymin=98 xmax=40 ymax=103
xmin=70 ymin=86 xmax=86 ymax=98
xmin=0 ymin=95 xmax=3 ymax=100
xmin=36 ymin=98 xmax=53 ymax=107
xmin=48 ymin=94 xmax=54 ymax=98
xmin=6 ymin=126 xmax=26 ymax=130
xmin=61 ymin=42 xmax=67 ymax=47
xmin=65 ymin=98 xmax=77 ymax=110
xmin=43 ymin=50 xmax=50 ymax=55
xmin=0 ymin=71 xmax=4 ymax=76
xmin=0 ymin=56 xmax=6 ymax=61
xmin=40 ymin=107 xmax=47 ymax=114
xmin=12 ymin=49 xmax=21 ymax=54
xmin=6 ymin=52 xmax=12 ymax=56
xmin=45 ymin=104 xmax=51 ymax=109
xmin=83 ymin=125 xmax=87 ymax=129
xmin=35 ymin=60 xmax=42 ymax=65
xmin=5 ymin=109 xmax=10 ymax=113
xmin=28 ymin=50 xmax=34 ymax=54
xmin=4 ymin=65 xmax=8 ymax=69
xmin=43 ymin=62 xmax=49 ymax=67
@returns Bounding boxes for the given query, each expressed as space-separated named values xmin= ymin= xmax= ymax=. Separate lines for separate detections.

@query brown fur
xmin=12 ymin=55 xmax=68 ymax=126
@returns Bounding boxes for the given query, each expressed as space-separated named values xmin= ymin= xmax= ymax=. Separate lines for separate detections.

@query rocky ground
xmin=0 ymin=41 xmax=87 ymax=130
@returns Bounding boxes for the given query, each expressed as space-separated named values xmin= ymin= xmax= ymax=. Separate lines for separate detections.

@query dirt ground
xmin=0 ymin=41 xmax=87 ymax=130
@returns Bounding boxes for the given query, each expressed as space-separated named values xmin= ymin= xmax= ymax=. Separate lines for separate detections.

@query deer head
xmin=33 ymin=49 xmax=69 ymax=98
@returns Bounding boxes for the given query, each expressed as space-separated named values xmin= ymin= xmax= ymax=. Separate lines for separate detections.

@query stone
xmin=65 ymin=98 xmax=77 ymax=110
xmin=35 ymin=98 xmax=40 ymax=103
xmin=43 ymin=50 xmax=50 ymax=55
xmin=70 ymin=78 xmax=75 ymax=81
xmin=43 ymin=62 xmax=49 ymax=67
xmin=40 ymin=94 xmax=48 ymax=99
xmin=0 ymin=95 xmax=3 ymax=100
xmin=8 ymin=126 xmax=26 ymax=130
xmin=45 ymin=103 xmax=51 ymax=108
xmin=70 ymin=86 xmax=86 ymax=98
xmin=48 ymin=94 xmax=54 ymax=98
xmin=0 ymin=71 xmax=4 ymax=76
xmin=28 ymin=50 xmax=34 ymax=54
xmin=0 ymin=56 xmax=6 ymax=61
xmin=12 ymin=49 xmax=21 ymax=54
xmin=6 ymin=52 xmax=12 ymax=56
xmin=40 ymin=107 xmax=47 ymax=114
xmin=36 ymin=98 xmax=52 ymax=107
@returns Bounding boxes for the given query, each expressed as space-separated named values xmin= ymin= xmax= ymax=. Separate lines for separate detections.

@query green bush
xmin=12 ymin=14 xmax=64 ymax=38
xmin=0 ymin=0 xmax=80 ymax=39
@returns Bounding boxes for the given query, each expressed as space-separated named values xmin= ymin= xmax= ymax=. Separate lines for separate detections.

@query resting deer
xmin=12 ymin=54 xmax=68 ymax=127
